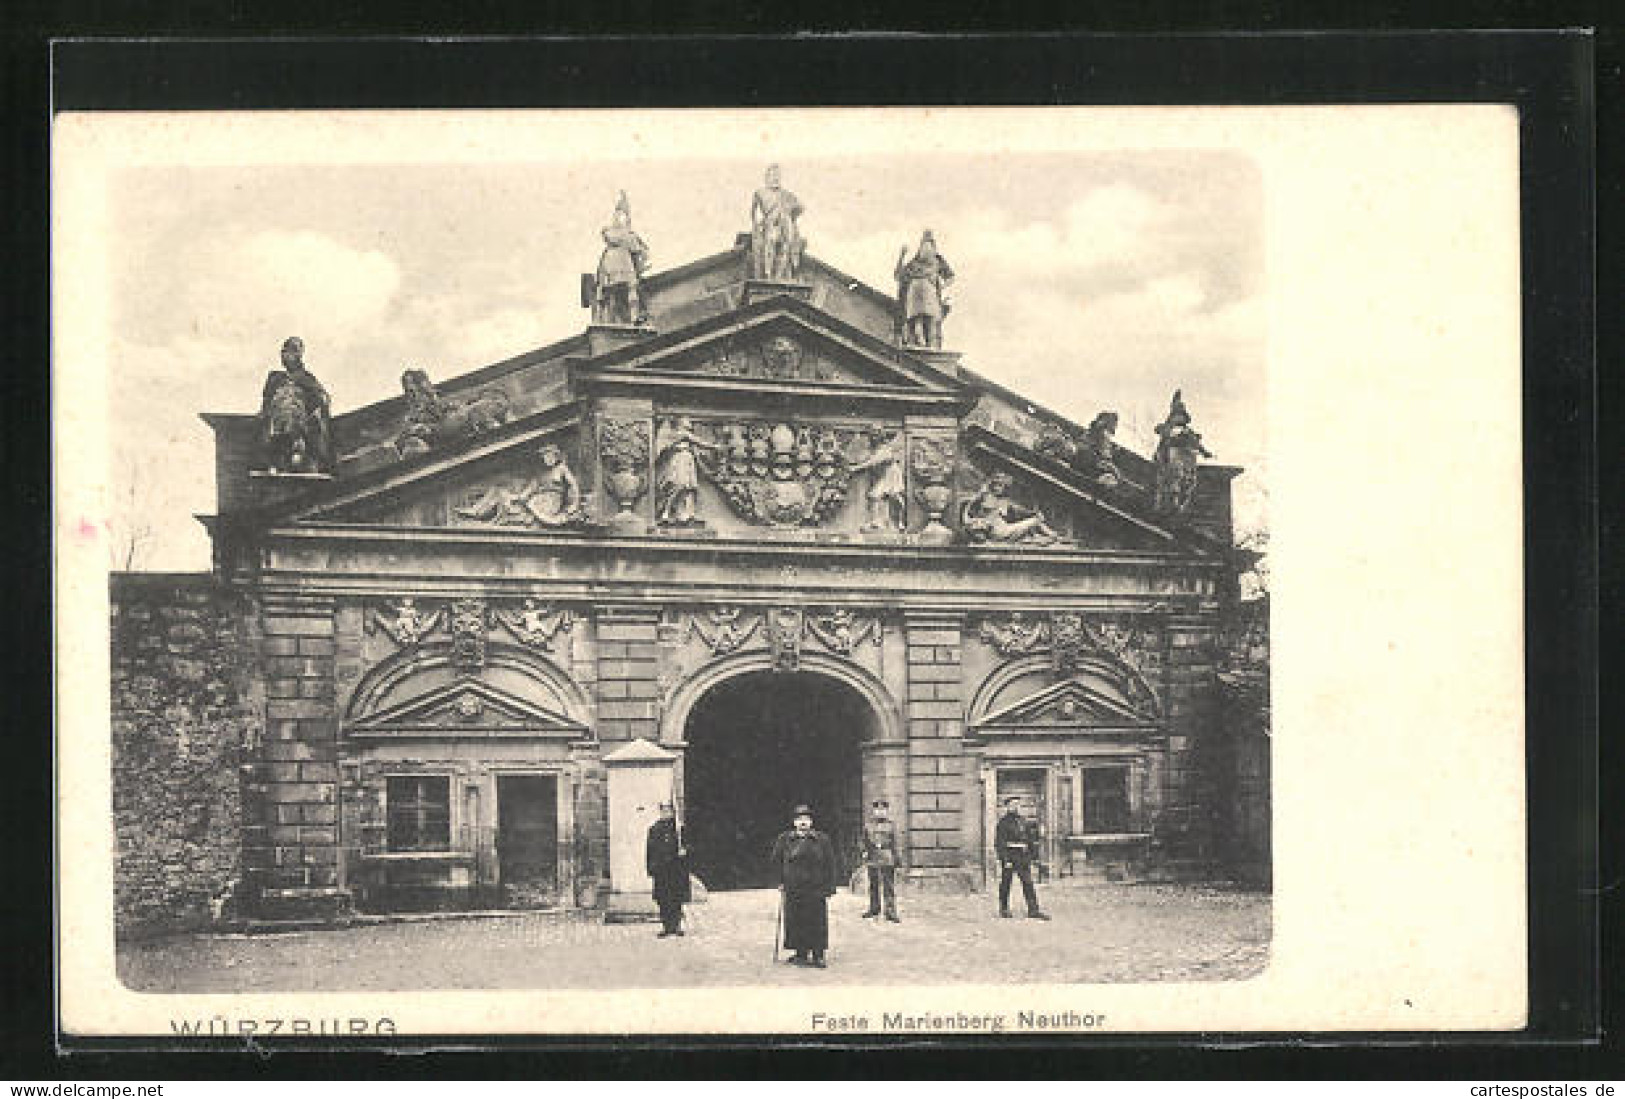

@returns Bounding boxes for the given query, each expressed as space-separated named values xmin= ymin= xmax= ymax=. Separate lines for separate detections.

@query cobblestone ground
xmin=118 ymin=882 xmax=1271 ymax=993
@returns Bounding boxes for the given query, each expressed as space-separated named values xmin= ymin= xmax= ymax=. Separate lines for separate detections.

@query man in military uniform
xmin=645 ymin=801 xmax=690 ymax=938
xmin=861 ymin=798 xmax=902 ymax=923
xmin=995 ymin=796 xmax=1051 ymax=920
xmin=770 ymin=804 xmax=838 ymax=968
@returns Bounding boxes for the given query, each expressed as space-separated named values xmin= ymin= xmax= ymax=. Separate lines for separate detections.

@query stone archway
xmin=678 ymin=666 xmax=888 ymax=890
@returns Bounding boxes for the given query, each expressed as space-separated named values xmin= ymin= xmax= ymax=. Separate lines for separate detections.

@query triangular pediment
xmin=284 ymin=412 xmax=589 ymax=528
xmin=976 ymin=676 xmax=1157 ymax=733
xmin=582 ymin=296 xmax=967 ymax=398
xmin=958 ymin=426 xmax=1207 ymax=554
xmin=348 ymin=676 xmax=588 ymax=739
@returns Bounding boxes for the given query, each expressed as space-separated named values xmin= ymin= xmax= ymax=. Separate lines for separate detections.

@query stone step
xmin=253 ymin=885 xmax=354 ymax=923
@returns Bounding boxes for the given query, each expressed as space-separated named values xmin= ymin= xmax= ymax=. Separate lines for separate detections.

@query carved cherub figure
xmin=368 ymin=597 xmax=441 ymax=646
xmin=495 ymin=598 xmax=574 ymax=650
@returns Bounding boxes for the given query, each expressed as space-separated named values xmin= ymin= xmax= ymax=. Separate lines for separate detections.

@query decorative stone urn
xmin=598 ymin=419 xmax=651 ymax=531
xmin=916 ymin=481 xmax=955 ymax=545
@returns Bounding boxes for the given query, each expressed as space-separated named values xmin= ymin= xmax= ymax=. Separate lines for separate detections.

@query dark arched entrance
xmin=682 ymin=671 xmax=874 ymax=890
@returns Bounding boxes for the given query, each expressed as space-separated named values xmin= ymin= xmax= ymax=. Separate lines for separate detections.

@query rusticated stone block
xmin=266 ymin=678 xmax=301 ymax=699
xmin=906 ymin=700 xmax=963 ymax=720
xmin=266 ymin=699 xmax=331 ymax=721
xmin=596 ymin=620 xmax=659 ymax=643
xmin=262 ymin=616 xmax=334 ymax=637
xmin=908 ymin=662 xmax=962 ymax=684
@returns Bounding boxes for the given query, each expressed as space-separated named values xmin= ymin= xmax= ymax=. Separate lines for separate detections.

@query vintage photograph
xmin=94 ymin=118 xmax=1271 ymax=995
xmin=56 ymin=102 xmax=1530 ymax=1036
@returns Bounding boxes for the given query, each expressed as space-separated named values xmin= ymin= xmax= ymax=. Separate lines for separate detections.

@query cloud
xmin=239 ymin=230 xmax=402 ymax=332
xmin=948 ymin=183 xmax=1164 ymax=283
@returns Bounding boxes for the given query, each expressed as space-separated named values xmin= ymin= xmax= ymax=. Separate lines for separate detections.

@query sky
xmin=103 ymin=142 xmax=1265 ymax=570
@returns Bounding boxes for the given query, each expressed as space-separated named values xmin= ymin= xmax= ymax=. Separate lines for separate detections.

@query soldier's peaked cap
xmin=792 ymin=804 xmax=814 ymax=817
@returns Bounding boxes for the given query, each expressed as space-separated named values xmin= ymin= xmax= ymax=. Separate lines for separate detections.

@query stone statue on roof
xmin=1152 ymin=390 xmax=1213 ymax=515
xmin=895 ymin=230 xmax=955 ymax=349
xmin=749 ymin=164 xmax=805 ymax=281
xmin=590 ymin=191 xmax=651 ymax=326
xmin=256 ymin=336 xmax=334 ymax=474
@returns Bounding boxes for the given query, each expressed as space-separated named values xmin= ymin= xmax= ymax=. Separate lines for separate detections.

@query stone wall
xmin=111 ymin=573 xmax=257 ymax=938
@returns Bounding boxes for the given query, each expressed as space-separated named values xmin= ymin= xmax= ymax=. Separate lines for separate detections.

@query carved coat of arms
xmin=697 ymin=420 xmax=860 ymax=527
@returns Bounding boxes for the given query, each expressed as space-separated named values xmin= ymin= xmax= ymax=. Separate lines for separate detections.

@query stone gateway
xmin=146 ymin=204 xmax=1256 ymax=928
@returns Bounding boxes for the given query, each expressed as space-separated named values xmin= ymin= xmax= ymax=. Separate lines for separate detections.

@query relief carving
xmin=654 ymin=417 xmax=723 ymax=526
xmin=684 ymin=606 xmax=761 ymax=655
xmin=696 ymin=419 xmax=862 ymax=527
xmin=449 ymin=598 xmax=489 ymax=670
xmin=805 ymin=608 xmax=883 ymax=654
xmin=908 ymin=436 xmax=956 ymax=544
xmin=979 ymin=611 xmax=1162 ymax=700
xmin=766 ymin=607 xmax=805 ymax=672
xmin=366 ymin=596 xmax=576 ymax=666
xmin=851 ymin=430 xmax=906 ymax=532
xmin=493 ymin=599 xmax=575 ymax=652
xmin=1048 ymin=610 xmax=1087 ymax=676
xmin=599 ymin=418 xmax=652 ymax=521
xmin=962 ymin=471 xmax=1065 ymax=546
xmin=695 ymin=336 xmax=838 ymax=382
xmin=978 ymin=611 xmax=1050 ymax=657
xmin=366 ymin=597 xmax=442 ymax=648
xmin=454 ymin=443 xmax=587 ymax=528
xmin=677 ymin=604 xmax=880 ymax=666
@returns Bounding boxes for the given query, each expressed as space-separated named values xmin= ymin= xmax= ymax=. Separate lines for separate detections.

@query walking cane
xmin=773 ymin=886 xmax=784 ymax=963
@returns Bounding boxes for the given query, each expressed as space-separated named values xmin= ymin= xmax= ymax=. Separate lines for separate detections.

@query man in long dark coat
xmin=770 ymin=804 xmax=839 ymax=968
xmin=995 ymin=796 xmax=1051 ymax=920
xmin=645 ymin=801 xmax=691 ymax=937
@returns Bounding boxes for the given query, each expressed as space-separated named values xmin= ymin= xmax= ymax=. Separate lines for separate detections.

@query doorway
xmin=496 ymin=774 xmax=559 ymax=907
xmin=682 ymin=671 xmax=873 ymax=890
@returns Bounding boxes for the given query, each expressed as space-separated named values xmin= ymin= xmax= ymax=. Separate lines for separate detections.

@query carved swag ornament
xmin=979 ymin=610 xmax=1159 ymax=680
xmin=366 ymin=597 xmax=576 ymax=666
xmin=493 ymin=599 xmax=575 ymax=652
xmin=681 ymin=605 xmax=883 ymax=665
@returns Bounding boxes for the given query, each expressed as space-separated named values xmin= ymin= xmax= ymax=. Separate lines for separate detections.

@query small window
xmin=386 ymin=776 xmax=451 ymax=851
xmin=1081 ymin=766 xmax=1131 ymax=834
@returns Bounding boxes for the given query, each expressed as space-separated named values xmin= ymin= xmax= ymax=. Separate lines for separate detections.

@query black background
xmin=3 ymin=16 xmax=1608 ymax=1081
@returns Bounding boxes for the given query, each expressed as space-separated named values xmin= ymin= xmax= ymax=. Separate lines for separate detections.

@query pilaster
xmin=902 ymin=610 xmax=967 ymax=871
xmin=245 ymin=592 xmax=350 ymax=921
xmin=593 ymin=605 xmax=663 ymax=742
